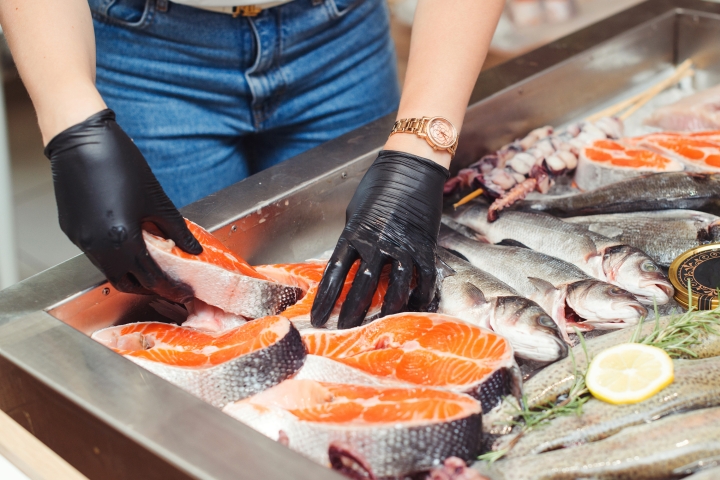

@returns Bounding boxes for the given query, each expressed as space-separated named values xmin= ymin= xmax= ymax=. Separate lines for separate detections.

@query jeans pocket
xmin=327 ymin=0 xmax=364 ymax=17
xmin=90 ymin=0 xmax=153 ymax=29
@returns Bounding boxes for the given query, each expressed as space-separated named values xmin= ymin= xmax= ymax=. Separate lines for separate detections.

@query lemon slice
xmin=585 ymin=343 xmax=674 ymax=405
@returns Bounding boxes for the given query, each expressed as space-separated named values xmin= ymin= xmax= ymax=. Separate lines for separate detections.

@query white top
xmin=171 ymin=0 xmax=288 ymax=6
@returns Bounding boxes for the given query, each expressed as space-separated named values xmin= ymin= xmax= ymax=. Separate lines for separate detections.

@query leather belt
xmin=188 ymin=1 xmax=293 ymax=16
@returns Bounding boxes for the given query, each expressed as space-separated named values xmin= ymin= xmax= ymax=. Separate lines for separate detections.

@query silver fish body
xmin=476 ymin=407 xmax=720 ymax=480
xmin=516 ymin=172 xmax=720 ymax=217
xmin=439 ymin=225 xmax=646 ymax=336
xmin=223 ymin=380 xmax=483 ymax=479
xmin=437 ymin=249 xmax=568 ymax=363
xmin=565 ymin=209 xmax=720 ymax=267
xmin=495 ymin=357 xmax=720 ymax=458
xmin=449 ymin=203 xmax=673 ymax=305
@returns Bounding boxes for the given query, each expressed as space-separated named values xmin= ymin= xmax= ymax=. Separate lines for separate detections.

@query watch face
xmin=427 ymin=117 xmax=457 ymax=148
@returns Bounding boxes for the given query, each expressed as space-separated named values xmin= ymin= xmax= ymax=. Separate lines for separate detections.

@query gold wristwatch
xmin=390 ymin=116 xmax=459 ymax=157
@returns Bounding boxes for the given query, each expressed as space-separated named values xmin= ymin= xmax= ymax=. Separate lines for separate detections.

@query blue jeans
xmin=89 ymin=0 xmax=400 ymax=207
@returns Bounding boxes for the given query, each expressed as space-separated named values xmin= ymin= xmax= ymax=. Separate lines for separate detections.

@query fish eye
xmin=609 ymin=287 xmax=626 ymax=296
xmin=641 ymin=262 xmax=658 ymax=272
xmin=538 ymin=316 xmax=556 ymax=328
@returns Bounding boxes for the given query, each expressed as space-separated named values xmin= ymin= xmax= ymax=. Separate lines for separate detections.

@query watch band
xmin=390 ymin=116 xmax=458 ymax=157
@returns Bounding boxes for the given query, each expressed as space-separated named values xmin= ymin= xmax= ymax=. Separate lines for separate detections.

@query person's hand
xmin=311 ymin=150 xmax=449 ymax=329
xmin=44 ymin=109 xmax=202 ymax=302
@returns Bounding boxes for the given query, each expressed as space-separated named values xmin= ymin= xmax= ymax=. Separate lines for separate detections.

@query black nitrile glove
xmin=311 ymin=150 xmax=450 ymax=329
xmin=44 ymin=109 xmax=202 ymax=302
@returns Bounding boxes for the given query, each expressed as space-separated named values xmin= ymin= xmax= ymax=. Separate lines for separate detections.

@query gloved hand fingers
xmin=380 ymin=252 xmax=413 ymax=317
xmin=111 ymin=274 xmax=155 ymax=297
xmin=131 ymin=247 xmax=195 ymax=303
xmin=148 ymin=213 xmax=202 ymax=255
xmin=337 ymin=255 xmax=385 ymax=329
xmin=408 ymin=260 xmax=438 ymax=312
xmin=311 ymin=240 xmax=357 ymax=327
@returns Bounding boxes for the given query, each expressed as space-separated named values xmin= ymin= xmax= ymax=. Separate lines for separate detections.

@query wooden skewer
xmin=453 ymin=187 xmax=484 ymax=209
xmin=619 ymin=68 xmax=695 ymax=121
xmin=585 ymin=59 xmax=694 ymax=122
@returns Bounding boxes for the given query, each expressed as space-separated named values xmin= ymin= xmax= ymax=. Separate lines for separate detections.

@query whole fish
xmin=437 ymin=249 xmax=568 ymax=364
xmin=449 ymin=203 xmax=673 ymax=305
xmin=516 ymin=172 xmax=720 ymax=217
xmin=525 ymin=314 xmax=720 ymax=409
xmin=495 ymin=357 xmax=720 ymax=458
xmin=565 ymin=209 xmax=720 ymax=267
xmin=92 ymin=316 xmax=306 ymax=408
xmin=300 ymin=312 xmax=521 ymax=413
xmin=439 ymin=225 xmax=647 ymax=337
xmin=475 ymin=407 xmax=720 ymax=480
xmin=484 ymin=312 xmax=720 ymax=436
xmin=223 ymin=380 xmax=482 ymax=479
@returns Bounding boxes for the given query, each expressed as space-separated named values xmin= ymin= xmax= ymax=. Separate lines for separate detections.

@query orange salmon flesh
xmin=302 ymin=313 xmax=513 ymax=389
xmin=95 ymin=315 xmax=290 ymax=368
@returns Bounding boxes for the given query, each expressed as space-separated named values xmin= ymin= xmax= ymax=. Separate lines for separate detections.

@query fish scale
xmin=436 ymin=249 xmax=568 ymax=363
xmin=565 ymin=209 xmax=720 ymax=267
xmin=495 ymin=357 xmax=720 ymax=458
xmin=476 ymin=407 xmax=720 ymax=480
xmin=439 ymin=225 xmax=646 ymax=335
xmin=516 ymin=172 xmax=720 ymax=217
xmin=450 ymin=202 xmax=673 ymax=305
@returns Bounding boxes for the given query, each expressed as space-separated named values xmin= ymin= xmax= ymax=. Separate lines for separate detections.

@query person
xmin=0 ymin=0 xmax=504 ymax=323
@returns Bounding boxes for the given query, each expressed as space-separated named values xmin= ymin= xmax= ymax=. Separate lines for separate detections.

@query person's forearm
xmin=0 ymin=0 xmax=106 ymax=144
xmin=384 ymin=0 xmax=505 ymax=168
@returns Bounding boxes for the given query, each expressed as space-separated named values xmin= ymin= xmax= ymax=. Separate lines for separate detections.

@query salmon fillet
xmin=92 ymin=316 xmax=306 ymax=407
xmin=576 ymin=139 xmax=684 ymax=190
xmin=300 ymin=312 xmax=520 ymax=413
xmin=223 ymin=379 xmax=482 ymax=478
xmin=256 ymin=261 xmax=389 ymax=330
xmin=143 ymin=219 xmax=302 ymax=319
xmin=630 ymin=132 xmax=720 ymax=171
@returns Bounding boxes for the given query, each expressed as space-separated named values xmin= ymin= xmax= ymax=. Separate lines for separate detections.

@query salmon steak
xmin=92 ymin=316 xmax=306 ymax=408
xmin=222 ymin=379 xmax=482 ymax=479
xmin=630 ymin=132 xmax=720 ymax=171
xmin=256 ymin=261 xmax=389 ymax=330
xmin=300 ymin=312 xmax=520 ymax=413
xmin=143 ymin=219 xmax=302 ymax=320
xmin=576 ymin=139 xmax=684 ymax=190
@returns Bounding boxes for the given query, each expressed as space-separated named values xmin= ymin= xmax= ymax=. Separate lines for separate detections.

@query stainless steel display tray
xmin=2 ymin=1 xmax=720 ymax=478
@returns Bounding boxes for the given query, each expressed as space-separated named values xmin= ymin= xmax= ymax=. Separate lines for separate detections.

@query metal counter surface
xmin=1 ymin=1 xmax=720 ymax=478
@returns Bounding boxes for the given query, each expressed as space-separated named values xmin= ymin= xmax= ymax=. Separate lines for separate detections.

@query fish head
xmin=565 ymin=279 xmax=647 ymax=327
xmin=491 ymin=296 xmax=568 ymax=363
xmin=601 ymin=245 xmax=673 ymax=304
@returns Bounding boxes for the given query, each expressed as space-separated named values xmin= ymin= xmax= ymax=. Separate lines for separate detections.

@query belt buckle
xmin=232 ymin=5 xmax=262 ymax=16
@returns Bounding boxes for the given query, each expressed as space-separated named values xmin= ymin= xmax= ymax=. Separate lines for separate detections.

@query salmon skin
xmin=256 ymin=261 xmax=389 ymax=330
xmin=300 ymin=312 xmax=521 ymax=413
xmin=576 ymin=139 xmax=683 ymax=190
xmin=92 ymin=316 xmax=306 ymax=408
xmin=143 ymin=219 xmax=302 ymax=319
xmin=223 ymin=379 xmax=482 ymax=479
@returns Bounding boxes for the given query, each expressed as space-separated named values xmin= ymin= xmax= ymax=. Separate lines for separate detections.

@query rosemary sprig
xmin=479 ymin=282 xmax=720 ymax=464
xmin=636 ymin=280 xmax=720 ymax=358
xmin=479 ymin=329 xmax=592 ymax=462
